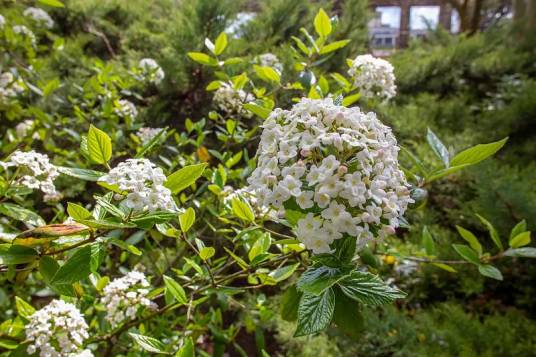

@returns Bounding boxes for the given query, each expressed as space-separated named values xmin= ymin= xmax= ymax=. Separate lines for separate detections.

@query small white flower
xmin=12 ymin=25 xmax=36 ymax=45
xmin=136 ymin=127 xmax=164 ymax=144
xmin=257 ymin=53 xmax=283 ymax=73
xmin=23 ymin=7 xmax=54 ymax=28
xmin=348 ymin=54 xmax=396 ymax=99
xmin=115 ymin=99 xmax=138 ymax=119
xmin=213 ymin=84 xmax=254 ymax=118
xmin=25 ymin=300 xmax=91 ymax=357
xmin=296 ymin=191 xmax=314 ymax=209
xmin=138 ymin=58 xmax=165 ymax=84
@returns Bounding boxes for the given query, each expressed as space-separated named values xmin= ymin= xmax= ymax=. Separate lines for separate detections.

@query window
xmin=409 ymin=6 xmax=440 ymax=30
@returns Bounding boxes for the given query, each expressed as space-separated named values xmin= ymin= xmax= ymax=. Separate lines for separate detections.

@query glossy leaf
xmin=179 ymin=208 xmax=196 ymax=233
xmin=87 ymin=125 xmax=112 ymax=164
xmin=165 ymin=163 xmax=207 ymax=194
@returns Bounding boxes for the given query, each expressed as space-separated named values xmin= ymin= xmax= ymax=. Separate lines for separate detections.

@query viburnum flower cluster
xmin=13 ymin=25 xmax=36 ymax=45
xmin=99 ymin=159 xmax=176 ymax=212
xmin=348 ymin=54 xmax=396 ymax=100
xmin=247 ymin=98 xmax=413 ymax=254
xmin=137 ymin=127 xmax=164 ymax=144
xmin=0 ymin=150 xmax=60 ymax=202
xmin=213 ymin=84 xmax=254 ymax=118
xmin=15 ymin=119 xmax=34 ymax=137
xmin=99 ymin=270 xmax=157 ymax=327
xmin=25 ymin=299 xmax=92 ymax=357
xmin=114 ymin=99 xmax=138 ymax=119
xmin=0 ymin=71 xmax=25 ymax=100
xmin=23 ymin=7 xmax=54 ymax=29
xmin=257 ymin=53 xmax=283 ymax=73
xmin=138 ymin=58 xmax=165 ymax=84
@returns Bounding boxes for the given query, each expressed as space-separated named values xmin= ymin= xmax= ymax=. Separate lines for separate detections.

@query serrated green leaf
xmin=179 ymin=208 xmax=195 ymax=233
xmin=231 ymin=197 xmax=254 ymax=223
xmin=476 ymin=214 xmax=503 ymax=251
xmin=214 ymin=32 xmax=228 ymax=55
xmin=199 ymin=246 xmax=215 ymax=261
xmin=456 ymin=226 xmax=482 ymax=255
xmin=87 ymin=125 xmax=112 ymax=164
xmin=426 ymin=128 xmax=450 ymax=168
xmin=452 ymin=244 xmax=480 ymax=264
xmin=67 ymin=202 xmax=92 ymax=220
xmin=129 ymin=333 xmax=168 ymax=354
xmin=509 ymin=231 xmax=531 ymax=248
xmin=478 ymin=264 xmax=503 ymax=280
xmin=187 ymin=52 xmax=219 ymax=66
xmin=314 ymin=8 xmax=332 ymax=37
xmin=163 ymin=275 xmax=187 ymax=304
xmin=165 ymin=163 xmax=207 ymax=194
xmin=450 ymin=137 xmax=508 ymax=166
xmin=51 ymin=246 xmax=92 ymax=285
xmin=338 ymin=271 xmax=406 ymax=306
xmin=503 ymin=247 xmax=536 ymax=258
xmin=297 ymin=266 xmax=349 ymax=295
xmin=294 ymin=288 xmax=335 ymax=336
xmin=15 ymin=297 xmax=35 ymax=319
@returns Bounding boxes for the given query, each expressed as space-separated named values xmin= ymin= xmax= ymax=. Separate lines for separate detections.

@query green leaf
xmin=509 ymin=231 xmax=531 ymax=248
xmin=510 ymin=220 xmax=527 ymax=241
xmin=294 ymin=288 xmax=335 ymax=336
xmin=432 ymin=263 xmax=457 ymax=273
xmin=456 ymin=226 xmax=482 ymax=255
xmin=87 ymin=125 xmax=112 ymax=164
xmin=478 ymin=264 xmax=503 ymax=280
xmin=214 ymin=32 xmax=228 ymax=56
xmin=224 ymin=247 xmax=249 ymax=270
xmin=452 ymin=244 xmax=480 ymax=264
xmin=319 ymin=40 xmax=350 ymax=55
xmin=280 ymin=286 xmax=301 ymax=322
xmin=503 ymin=247 xmax=536 ymax=258
xmin=426 ymin=128 xmax=450 ymax=168
xmin=450 ymin=137 xmax=508 ymax=167
xmin=163 ymin=275 xmax=188 ymax=304
xmin=77 ymin=219 xmax=135 ymax=229
xmin=187 ymin=52 xmax=219 ymax=66
xmin=165 ymin=163 xmax=207 ymax=194
xmin=253 ymin=65 xmax=280 ymax=84
xmin=333 ymin=288 xmax=364 ymax=340
xmin=179 ymin=208 xmax=195 ymax=233
xmin=0 ymin=203 xmax=45 ymax=226
xmin=15 ymin=297 xmax=35 ymax=319
xmin=476 ymin=214 xmax=503 ymax=251
xmin=422 ymin=226 xmax=436 ymax=255
xmin=342 ymin=93 xmax=361 ymax=107
xmin=231 ymin=197 xmax=254 ymax=223
xmin=243 ymin=103 xmax=271 ymax=119
xmin=51 ymin=246 xmax=92 ymax=285
xmin=129 ymin=333 xmax=168 ymax=354
xmin=39 ymin=256 xmax=76 ymax=296
xmin=38 ymin=0 xmax=64 ymax=7
xmin=269 ymin=263 xmax=299 ymax=282
xmin=176 ymin=337 xmax=194 ymax=357
xmin=199 ymin=247 xmax=215 ymax=261
xmin=58 ymin=167 xmax=105 ymax=181
xmin=0 ymin=244 xmax=38 ymax=265
xmin=67 ymin=203 xmax=92 ymax=220
xmin=297 ymin=266 xmax=349 ymax=295
xmin=291 ymin=36 xmax=311 ymax=56
xmin=131 ymin=211 xmax=176 ymax=229
xmin=338 ymin=271 xmax=406 ymax=306
xmin=314 ymin=8 xmax=332 ymax=37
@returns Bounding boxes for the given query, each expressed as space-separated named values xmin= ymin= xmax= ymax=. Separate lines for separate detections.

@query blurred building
xmin=368 ymin=0 xmax=460 ymax=54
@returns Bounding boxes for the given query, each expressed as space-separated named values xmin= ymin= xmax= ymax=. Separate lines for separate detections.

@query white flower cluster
xmin=99 ymin=159 xmax=176 ymax=212
xmin=136 ymin=127 xmax=164 ymax=144
xmin=25 ymin=299 xmax=92 ymax=357
xmin=15 ymin=119 xmax=34 ymax=137
xmin=13 ymin=25 xmax=36 ymax=45
xmin=257 ymin=53 xmax=283 ymax=74
xmin=0 ymin=71 xmax=25 ymax=100
xmin=247 ymin=98 xmax=413 ymax=254
xmin=348 ymin=54 xmax=396 ymax=100
xmin=100 ymin=271 xmax=157 ymax=327
xmin=23 ymin=7 xmax=54 ymax=29
xmin=0 ymin=14 xmax=5 ymax=28
xmin=213 ymin=84 xmax=254 ymax=118
xmin=1 ymin=150 xmax=60 ymax=201
xmin=138 ymin=58 xmax=165 ymax=84
xmin=114 ymin=99 xmax=138 ymax=119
